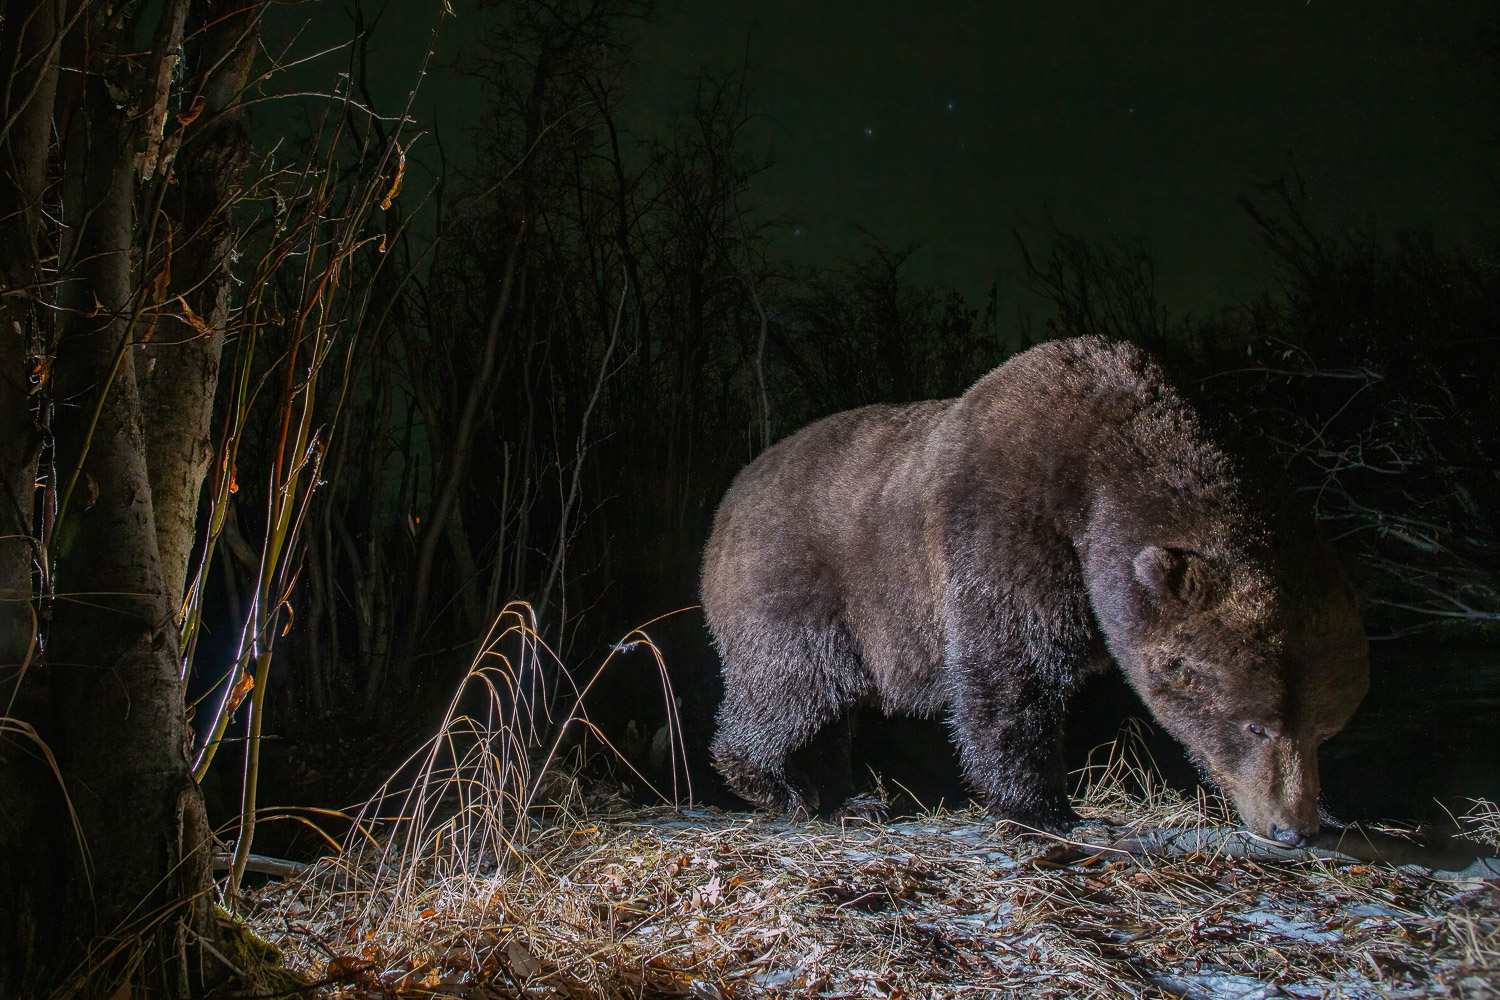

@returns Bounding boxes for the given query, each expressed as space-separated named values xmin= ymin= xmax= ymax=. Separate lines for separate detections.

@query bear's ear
xmin=1134 ymin=545 xmax=1217 ymax=609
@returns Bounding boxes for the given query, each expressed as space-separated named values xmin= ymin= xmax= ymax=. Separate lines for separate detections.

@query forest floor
xmin=243 ymin=763 xmax=1500 ymax=999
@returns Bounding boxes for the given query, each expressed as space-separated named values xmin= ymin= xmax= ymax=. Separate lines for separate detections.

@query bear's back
xmin=702 ymin=399 xmax=954 ymax=604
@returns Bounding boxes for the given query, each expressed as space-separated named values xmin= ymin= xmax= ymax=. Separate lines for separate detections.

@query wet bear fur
xmin=701 ymin=336 xmax=1369 ymax=842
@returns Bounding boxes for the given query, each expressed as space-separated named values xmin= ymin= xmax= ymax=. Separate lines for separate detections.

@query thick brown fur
xmin=702 ymin=336 xmax=1368 ymax=842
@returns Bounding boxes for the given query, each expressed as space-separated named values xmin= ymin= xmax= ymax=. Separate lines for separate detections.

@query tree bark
xmin=0 ymin=1 xmax=61 ymax=990
xmin=0 ymin=0 xmax=259 ymax=991
xmin=139 ymin=0 xmax=255 ymax=610
xmin=0 ymin=0 xmax=57 ymax=672
xmin=38 ymin=37 xmax=212 ymax=992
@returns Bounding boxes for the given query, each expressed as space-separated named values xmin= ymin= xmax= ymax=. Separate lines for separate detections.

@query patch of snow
xmin=1150 ymin=971 xmax=1278 ymax=999
xmin=1343 ymin=901 xmax=1415 ymax=921
xmin=1235 ymin=908 xmax=1343 ymax=943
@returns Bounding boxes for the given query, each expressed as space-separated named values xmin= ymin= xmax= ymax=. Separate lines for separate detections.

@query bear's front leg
xmin=947 ymin=655 xmax=1080 ymax=833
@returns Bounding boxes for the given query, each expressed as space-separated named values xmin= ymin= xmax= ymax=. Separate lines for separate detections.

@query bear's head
xmin=1106 ymin=542 xmax=1369 ymax=847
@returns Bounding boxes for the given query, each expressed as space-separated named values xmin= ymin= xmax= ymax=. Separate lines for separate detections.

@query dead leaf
xmin=176 ymin=94 xmax=206 ymax=127
xmin=227 ymin=671 xmax=254 ymax=712
xmin=380 ymin=144 xmax=406 ymax=210
xmin=177 ymin=296 xmax=214 ymax=338
xmin=30 ymin=353 xmax=53 ymax=391
xmin=506 ymin=939 xmax=542 ymax=978
xmin=325 ymin=954 xmax=374 ymax=980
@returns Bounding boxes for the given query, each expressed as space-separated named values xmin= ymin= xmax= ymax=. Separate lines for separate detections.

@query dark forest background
xmin=218 ymin=1 xmax=1500 ymax=795
xmin=1 ymin=0 xmax=1496 ymax=991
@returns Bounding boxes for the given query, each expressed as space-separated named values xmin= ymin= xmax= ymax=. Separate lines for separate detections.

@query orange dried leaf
xmin=380 ymin=144 xmax=406 ymax=210
xmin=325 ymin=954 xmax=372 ymax=979
xmin=177 ymin=296 xmax=214 ymax=337
xmin=176 ymin=94 xmax=206 ymax=127
xmin=227 ymin=672 xmax=254 ymax=711
xmin=29 ymin=355 xmax=52 ymax=389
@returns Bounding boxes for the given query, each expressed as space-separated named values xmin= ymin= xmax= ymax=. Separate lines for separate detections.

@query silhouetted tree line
xmin=216 ymin=4 xmax=1499 ymax=764
xmin=231 ymin=1 xmax=1015 ymax=740
xmin=1015 ymin=175 xmax=1500 ymax=635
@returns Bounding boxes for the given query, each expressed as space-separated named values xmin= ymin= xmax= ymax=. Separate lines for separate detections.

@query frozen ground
xmin=247 ymin=802 xmax=1499 ymax=999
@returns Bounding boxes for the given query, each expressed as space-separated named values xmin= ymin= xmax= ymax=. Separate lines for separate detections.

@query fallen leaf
xmin=507 ymin=939 xmax=542 ymax=978
xmin=326 ymin=954 xmax=373 ymax=979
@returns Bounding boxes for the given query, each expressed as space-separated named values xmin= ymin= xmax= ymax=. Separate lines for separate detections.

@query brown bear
xmin=702 ymin=336 xmax=1369 ymax=845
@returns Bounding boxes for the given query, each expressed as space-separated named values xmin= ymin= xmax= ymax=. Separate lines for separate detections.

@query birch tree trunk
xmin=0 ymin=0 xmax=55 ymax=675
xmin=138 ymin=0 xmax=256 ymax=611
xmin=47 ymin=69 xmax=212 ymax=989
xmin=0 ymin=0 xmax=259 ymax=992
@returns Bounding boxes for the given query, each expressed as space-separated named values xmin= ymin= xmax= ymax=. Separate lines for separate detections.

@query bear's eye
xmin=1246 ymin=723 xmax=1268 ymax=738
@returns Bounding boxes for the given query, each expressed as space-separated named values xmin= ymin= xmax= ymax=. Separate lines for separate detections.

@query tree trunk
xmin=0 ymin=0 xmax=56 ymax=673
xmin=0 ymin=0 xmax=258 ymax=991
xmin=14 ymin=49 xmax=211 ymax=990
xmin=0 ymin=1 xmax=63 ymax=990
xmin=139 ymin=0 xmax=255 ymax=611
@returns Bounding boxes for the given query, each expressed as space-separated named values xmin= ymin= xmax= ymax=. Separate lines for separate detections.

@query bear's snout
xmin=1228 ymin=735 xmax=1322 ymax=848
xmin=1239 ymin=795 xmax=1321 ymax=847
xmin=1268 ymin=822 xmax=1315 ymax=847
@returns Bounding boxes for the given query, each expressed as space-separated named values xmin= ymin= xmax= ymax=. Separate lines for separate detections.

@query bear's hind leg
xmin=710 ymin=701 xmax=821 ymax=817
xmin=710 ymin=621 xmax=868 ymax=817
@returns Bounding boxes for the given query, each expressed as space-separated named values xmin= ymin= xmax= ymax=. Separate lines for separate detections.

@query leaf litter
xmin=238 ymin=609 xmax=1499 ymax=998
xmin=245 ymin=765 xmax=1498 ymax=999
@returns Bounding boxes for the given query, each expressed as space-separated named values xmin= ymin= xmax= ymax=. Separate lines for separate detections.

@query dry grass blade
xmin=1457 ymin=799 xmax=1500 ymax=851
xmin=246 ymin=710 xmax=1499 ymax=999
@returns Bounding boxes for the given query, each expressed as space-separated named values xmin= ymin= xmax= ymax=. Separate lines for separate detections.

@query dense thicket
xmin=249 ymin=2 xmax=1013 ymax=727
xmin=0 ymin=0 xmax=415 ymax=990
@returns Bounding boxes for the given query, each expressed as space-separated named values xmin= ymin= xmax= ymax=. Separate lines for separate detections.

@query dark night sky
xmin=301 ymin=0 xmax=1498 ymax=312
